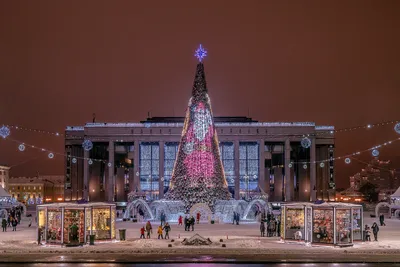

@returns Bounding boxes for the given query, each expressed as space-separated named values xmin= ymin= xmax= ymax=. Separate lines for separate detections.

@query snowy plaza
xmin=0 ymin=212 xmax=399 ymax=263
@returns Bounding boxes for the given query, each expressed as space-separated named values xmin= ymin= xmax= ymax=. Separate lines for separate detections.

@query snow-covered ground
xmin=0 ymin=213 xmax=399 ymax=255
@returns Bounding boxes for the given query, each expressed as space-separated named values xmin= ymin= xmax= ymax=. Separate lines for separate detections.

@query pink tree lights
xmin=165 ymin=46 xmax=231 ymax=211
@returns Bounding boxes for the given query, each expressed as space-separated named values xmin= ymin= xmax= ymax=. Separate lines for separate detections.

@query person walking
xmin=184 ymin=216 xmax=189 ymax=231
xmin=145 ymin=221 xmax=152 ymax=239
xmin=371 ymin=222 xmax=379 ymax=241
xmin=178 ymin=215 xmax=183 ymax=226
xmin=379 ymin=214 xmax=386 ymax=226
xmin=196 ymin=212 xmax=201 ymax=224
xmin=163 ymin=222 xmax=171 ymax=239
xmin=28 ymin=217 xmax=32 ymax=227
xmin=157 ymin=225 xmax=164 ymax=239
xmin=160 ymin=212 xmax=166 ymax=226
xmin=365 ymin=225 xmax=371 ymax=242
xmin=190 ymin=216 xmax=195 ymax=231
xmin=260 ymin=221 xmax=266 ymax=237
xmin=140 ymin=226 xmax=145 ymax=239
xmin=2 ymin=218 xmax=7 ymax=232
xmin=11 ymin=218 xmax=17 ymax=231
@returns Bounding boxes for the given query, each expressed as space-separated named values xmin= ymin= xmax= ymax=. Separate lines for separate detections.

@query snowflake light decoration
xmin=18 ymin=144 xmax=25 ymax=152
xmin=372 ymin=149 xmax=379 ymax=157
xmin=108 ymin=162 xmax=112 ymax=167
xmin=48 ymin=153 xmax=54 ymax=159
xmin=0 ymin=125 xmax=10 ymax=139
xmin=194 ymin=44 xmax=207 ymax=62
xmin=320 ymin=162 xmax=325 ymax=168
xmin=345 ymin=158 xmax=351 ymax=164
xmin=303 ymin=164 xmax=308 ymax=169
xmin=301 ymin=137 xmax=311 ymax=149
xmin=288 ymin=163 xmax=293 ymax=168
xmin=82 ymin=139 xmax=93 ymax=151
xmin=72 ymin=157 xmax=77 ymax=164
xmin=88 ymin=159 xmax=93 ymax=165
xmin=395 ymin=123 xmax=400 ymax=134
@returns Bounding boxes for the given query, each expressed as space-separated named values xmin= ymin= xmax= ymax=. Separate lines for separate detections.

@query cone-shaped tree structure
xmin=165 ymin=59 xmax=231 ymax=211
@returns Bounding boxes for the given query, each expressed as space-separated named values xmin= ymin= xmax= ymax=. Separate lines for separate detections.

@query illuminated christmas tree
xmin=165 ymin=45 xmax=231 ymax=211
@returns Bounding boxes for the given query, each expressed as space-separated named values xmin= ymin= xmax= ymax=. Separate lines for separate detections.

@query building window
xmin=164 ymin=142 xmax=179 ymax=192
xmin=219 ymin=142 xmax=235 ymax=197
xmin=33 ymin=186 xmax=36 ymax=190
xmin=239 ymin=142 xmax=259 ymax=195
xmin=17 ymin=186 xmax=20 ymax=190
xmin=139 ymin=142 xmax=159 ymax=199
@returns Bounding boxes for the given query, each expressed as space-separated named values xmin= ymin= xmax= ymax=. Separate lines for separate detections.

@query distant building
xmin=8 ymin=175 xmax=64 ymax=205
xmin=0 ymin=165 xmax=10 ymax=190
xmin=349 ymin=159 xmax=399 ymax=191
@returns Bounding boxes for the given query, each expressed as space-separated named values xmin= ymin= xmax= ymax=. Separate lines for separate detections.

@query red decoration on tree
xmin=165 ymin=62 xmax=231 ymax=211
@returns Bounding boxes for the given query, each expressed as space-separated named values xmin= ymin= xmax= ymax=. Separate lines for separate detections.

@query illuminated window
xmin=219 ymin=142 xmax=235 ymax=197
xmin=139 ymin=142 xmax=159 ymax=196
xmin=239 ymin=142 xmax=259 ymax=192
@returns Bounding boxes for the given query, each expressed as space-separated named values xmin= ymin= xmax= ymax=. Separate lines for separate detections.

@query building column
xmin=83 ymin=150 xmax=89 ymax=201
xmin=259 ymin=139 xmax=265 ymax=192
xmin=234 ymin=139 xmax=240 ymax=200
xmin=159 ymin=141 xmax=165 ymax=199
xmin=284 ymin=139 xmax=292 ymax=201
xmin=134 ymin=140 xmax=140 ymax=191
xmin=108 ymin=140 xmax=115 ymax=202
xmin=310 ymin=138 xmax=317 ymax=201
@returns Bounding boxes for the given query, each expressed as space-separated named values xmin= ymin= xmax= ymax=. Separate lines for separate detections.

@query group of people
xmin=260 ymin=213 xmax=280 ymax=237
xmin=1 ymin=206 xmax=25 ymax=232
xmin=140 ymin=220 xmax=172 ymax=239
xmin=365 ymin=222 xmax=380 ymax=242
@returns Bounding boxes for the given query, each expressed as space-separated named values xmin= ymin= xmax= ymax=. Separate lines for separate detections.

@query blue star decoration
xmin=194 ymin=44 xmax=207 ymax=62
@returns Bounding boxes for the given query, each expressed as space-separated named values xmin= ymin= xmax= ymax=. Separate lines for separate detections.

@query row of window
xmin=10 ymin=186 xmax=41 ymax=191
xmin=138 ymin=142 xmax=260 ymax=193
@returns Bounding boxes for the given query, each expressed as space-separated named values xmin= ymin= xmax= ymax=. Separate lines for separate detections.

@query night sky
xmin=0 ymin=1 xmax=399 ymax=188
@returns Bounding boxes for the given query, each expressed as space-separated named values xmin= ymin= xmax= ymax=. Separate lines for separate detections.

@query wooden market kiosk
xmin=281 ymin=202 xmax=363 ymax=246
xmin=37 ymin=202 xmax=116 ymax=246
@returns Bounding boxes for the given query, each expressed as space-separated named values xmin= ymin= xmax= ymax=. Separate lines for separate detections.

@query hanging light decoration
xmin=372 ymin=149 xmax=380 ymax=157
xmin=18 ymin=144 xmax=25 ymax=152
xmin=0 ymin=125 xmax=10 ymax=139
xmin=320 ymin=162 xmax=325 ymax=168
xmin=108 ymin=162 xmax=112 ymax=167
xmin=82 ymin=139 xmax=93 ymax=151
xmin=72 ymin=157 xmax=77 ymax=164
xmin=345 ymin=158 xmax=351 ymax=164
xmin=288 ymin=163 xmax=293 ymax=168
xmin=301 ymin=137 xmax=311 ymax=149
xmin=303 ymin=164 xmax=308 ymax=169
xmin=48 ymin=153 xmax=54 ymax=159
xmin=88 ymin=159 xmax=93 ymax=165
xmin=394 ymin=123 xmax=400 ymax=134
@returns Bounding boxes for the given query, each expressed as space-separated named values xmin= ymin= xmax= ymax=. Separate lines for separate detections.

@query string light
xmin=3 ymin=119 xmax=399 ymax=139
xmin=4 ymin=129 xmax=400 ymax=168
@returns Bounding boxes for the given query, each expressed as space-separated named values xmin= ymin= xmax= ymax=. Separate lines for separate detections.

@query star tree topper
xmin=195 ymin=44 xmax=207 ymax=62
